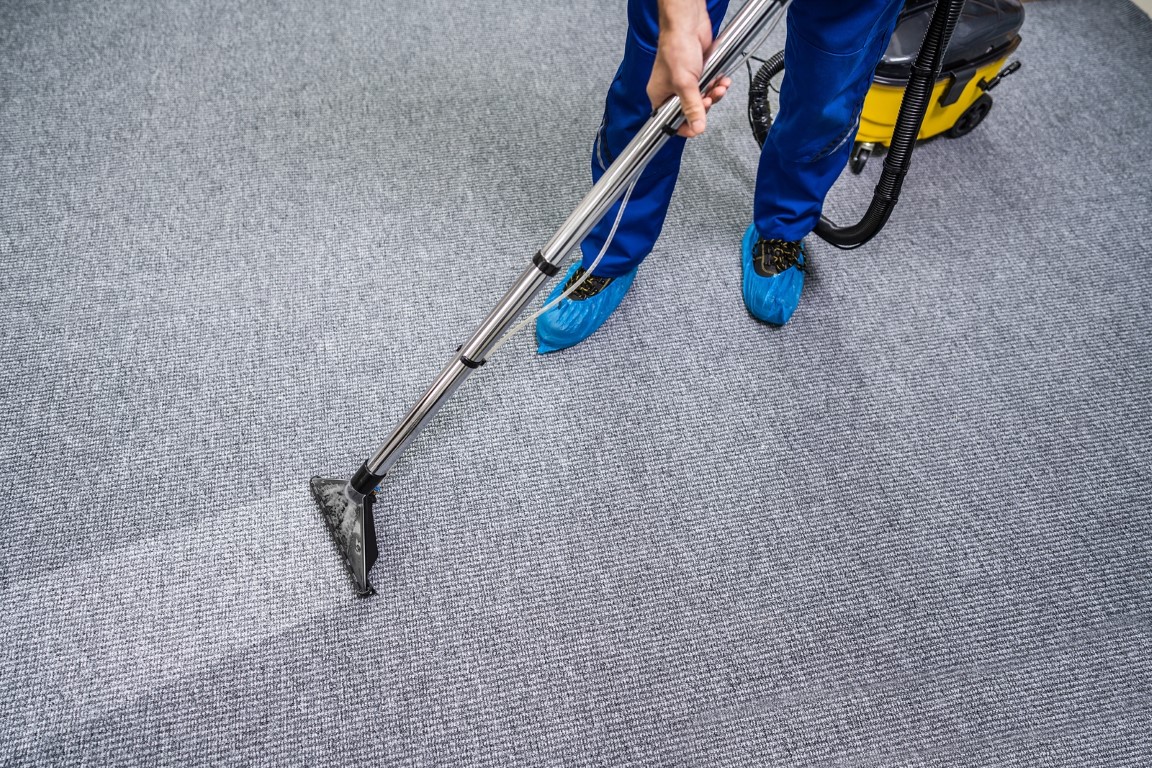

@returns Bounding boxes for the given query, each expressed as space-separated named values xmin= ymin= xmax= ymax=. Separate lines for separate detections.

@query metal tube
xmin=364 ymin=358 xmax=473 ymax=474
xmin=362 ymin=0 xmax=787 ymax=478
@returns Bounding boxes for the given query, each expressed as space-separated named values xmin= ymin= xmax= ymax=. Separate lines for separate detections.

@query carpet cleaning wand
xmin=310 ymin=0 xmax=791 ymax=595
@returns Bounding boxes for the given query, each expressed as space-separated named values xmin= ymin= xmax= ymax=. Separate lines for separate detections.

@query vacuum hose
xmin=749 ymin=0 xmax=966 ymax=249
xmin=747 ymin=49 xmax=784 ymax=149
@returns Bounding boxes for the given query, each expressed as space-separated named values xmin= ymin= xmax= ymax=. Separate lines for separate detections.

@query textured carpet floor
xmin=2 ymin=0 xmax=1150 ymax=765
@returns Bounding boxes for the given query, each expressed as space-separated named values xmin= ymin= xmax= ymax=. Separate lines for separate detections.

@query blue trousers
xmin=582 ymin=0 xmax=904 ymax=277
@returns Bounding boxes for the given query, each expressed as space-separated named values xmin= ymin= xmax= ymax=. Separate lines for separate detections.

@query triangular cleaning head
xmin=310 ymin=476 xmax=379 ymax=596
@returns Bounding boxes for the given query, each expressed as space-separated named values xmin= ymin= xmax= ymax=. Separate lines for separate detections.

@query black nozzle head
xmin=310 ymin=476 xmax=379 ymax=597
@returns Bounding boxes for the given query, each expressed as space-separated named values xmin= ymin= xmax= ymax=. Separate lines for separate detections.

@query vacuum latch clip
xmin=979 ymin=60 xmax=1021 ymax=93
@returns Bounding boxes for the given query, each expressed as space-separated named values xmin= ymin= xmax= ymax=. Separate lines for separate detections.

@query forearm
xmin=658 ymin=0 xmax=710 ymax=38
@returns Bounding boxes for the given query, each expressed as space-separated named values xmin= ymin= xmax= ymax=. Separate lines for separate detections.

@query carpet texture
xmin=2 ymin=0 xmax=1150 ymax=764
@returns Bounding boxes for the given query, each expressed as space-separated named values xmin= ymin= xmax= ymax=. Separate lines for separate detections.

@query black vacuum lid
xmin=876 ymin=0 xmax=1025 ymax=83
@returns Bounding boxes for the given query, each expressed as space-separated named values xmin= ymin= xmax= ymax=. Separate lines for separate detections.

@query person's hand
xmin=648 ymin=0 xmax=732 ymax=138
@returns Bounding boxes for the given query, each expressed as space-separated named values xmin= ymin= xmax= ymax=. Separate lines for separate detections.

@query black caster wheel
xmin=947 ymin=93 xmax=993 ymax=138
xmin=850 ymin=143 xmax=874 ymax=174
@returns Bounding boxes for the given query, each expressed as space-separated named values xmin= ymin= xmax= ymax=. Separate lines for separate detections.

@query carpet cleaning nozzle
xmin=309 ymin=475 xmax=379 ymax=596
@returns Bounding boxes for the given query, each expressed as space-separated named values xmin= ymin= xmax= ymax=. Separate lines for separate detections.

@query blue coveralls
xmin=581 ymin=0 xmax=905 ymax=277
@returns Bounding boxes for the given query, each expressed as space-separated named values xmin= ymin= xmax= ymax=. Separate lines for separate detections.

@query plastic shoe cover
xmin=741 ymin=223 xmax=806 ymax=326
xmin=536 ymin=263 xmax=639 ymax=354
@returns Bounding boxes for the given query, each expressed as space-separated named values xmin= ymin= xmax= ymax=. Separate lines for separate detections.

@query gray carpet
xmin=2 ymin=0 xmax=1150 ymax=764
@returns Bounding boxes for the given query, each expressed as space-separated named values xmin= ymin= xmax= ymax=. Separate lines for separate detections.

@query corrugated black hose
xmin=747 ymin=0 xmax=967 ymax=249
xmin=747 ymin=49 xmax=784 ymax=148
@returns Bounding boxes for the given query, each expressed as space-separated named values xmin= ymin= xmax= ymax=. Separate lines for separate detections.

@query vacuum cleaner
xmin=750 ymin=0 xmax=1024 ymax=176
xmin=312 ymin=0 xmax=977 ymax=595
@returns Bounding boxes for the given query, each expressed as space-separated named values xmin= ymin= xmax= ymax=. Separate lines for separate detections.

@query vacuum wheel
xmin=947 ymin=93 xmax=993 ymax=138
xmin=850 ymin=143 xmax=874 ymax=174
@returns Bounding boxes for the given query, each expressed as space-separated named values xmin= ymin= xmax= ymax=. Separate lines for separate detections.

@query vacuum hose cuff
xmin=349 ymin=462 xmax=384 ymax=497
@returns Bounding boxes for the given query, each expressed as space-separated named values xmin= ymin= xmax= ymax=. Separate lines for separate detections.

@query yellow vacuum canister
xmin=853 ymin=0 xmax=1024 ymax=172
xmin=747 ymin=0 xmax=1024 ymax=174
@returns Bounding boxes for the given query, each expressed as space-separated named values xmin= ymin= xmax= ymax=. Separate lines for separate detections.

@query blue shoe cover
xmin=535 ymin=263 xmax=639 ymax=354
xmin=741 ymin=223 xmax=806 ymax=326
